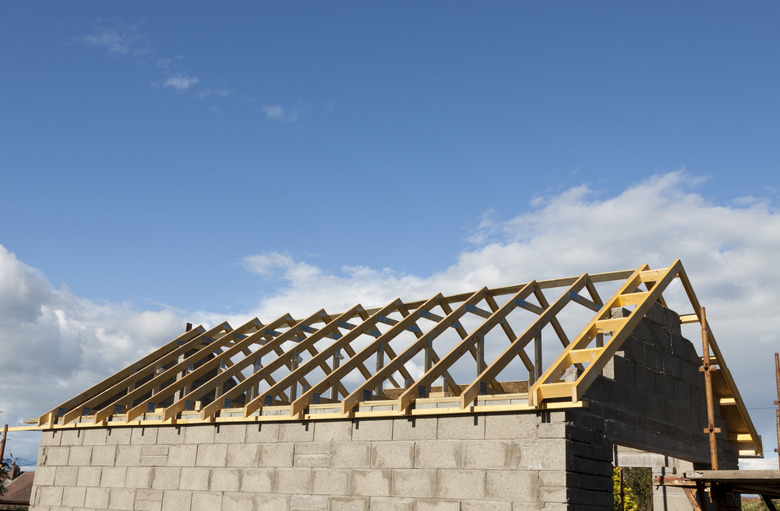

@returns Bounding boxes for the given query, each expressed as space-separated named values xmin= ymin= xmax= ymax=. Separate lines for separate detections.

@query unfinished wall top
xmin=31 ymin=261 xmax=762 ymax=458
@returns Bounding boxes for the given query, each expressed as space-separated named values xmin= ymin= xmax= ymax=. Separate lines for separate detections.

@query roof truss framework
xmin=36 ymin=260 xmax=762 ymax=458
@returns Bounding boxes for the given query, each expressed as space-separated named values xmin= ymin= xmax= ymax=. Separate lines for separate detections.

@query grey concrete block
xmin=290 ymin=493 xmax=329 ymax=508
xmin=210 ymin=467 xmax=241 ymax=491
xmin=168 ymin=444 xmax=198 ymax=467
xmin=108 ymin=487 xmax=135 ymax=510
xmin=85 ymin=486 xmax=110 ymax=509
xmin=152 ymin=467 xmax=181 ymax=490
xmin=437 ymin=469 xmax=486 ymax=499
xmin=105 ymin=427 xmax=133 ymax=445
xmin=392 ymin=417 xmax=437 ymax=440
xmin=77 ymin=466 xmax=102 ymax=487
xmin=391 ymin=469 xmax=436 ymax=498
xmin=195 ymin=443 xmax=228 ymax=467
xmin=38 ymin=486 xmax=63 ymax=506
xmin=329 ymin=496 xmax=368 ymax=511
xmin=215 ymin=423 xmax=247 ymax=443
xmin=82 ymin=428 xmax=108 ymax=446
xmin=155 ymin=426 xmax=186 ymax=445
xmin=279 ymin=422 xmax=315 ymax=442
xmin=241 ymin=468 xmax=274 ymax=493
xmin=33 ymin=466 xmax=56 ymax=486
xmin=484 ymin=412 xmax=537 ymax=439
xmin=259 ymin=442 xmax=295 ymax=467
xmin=276 ymin=467 xmax=311 ymax=494
xmin=294 ymin=442 xmax=332 ymax=467
xmin=254 ymin=495 xmax=289 ymax=511
xmin=160 ymin=490 xmax=191 ymax=511
xmin=540 ymin=486 xmax=566 ymax=503
xmin=313 ymin=421 xmax=352 ymax=442
xmin=311 ymin=468 xmax=349 ymax=495
xmin=185 ymin=425 xmax=215 ymax=444
xmin=59 ymin=429 xmax=84 ymax=446
xmin=415 ymin=440 xmax=461 ymax=468
xmin=416 ymin=501 xmax=461 ymax=511
xmin=115 ymin=445 xmax=142 ymax=466
xmin=125 ymin=466 xmax=154 ymax=488
xmin=351 ymin=419 xmax=393 ymax=441
xmin=485 ymin=470 xmax=537 ymax=501
xmin=190 ymin=491 xmax=222 ymax=511
xmin=462 ymin=501 xmax=512 ymax=511
xmin=54 ymin=466 xmax=79 ymax=486
xmin=350 ymin=469 xmax=391 ymax=496
xmin=245 ymin=422 xmax=280 ymax=443
xmin=368 ymin=496 xmax=415 ymax=511
xmin=43 ymin=446 xmax=70 ymax=466
xmin=140 ymin=445 xmax=170 ymax=467
xmin=179 ymin=467 xmax=210 ymax=491
xmin=438 ymin=415 xmax=485 ymax=440
xmin=226 ymin=443 xmax=259 ymax=467
xmin=91 ymin=445 xmax=117 ymax=466
xmin=332 ymin=442 xmax=370 ymax=468
xmin=62 ymin=485 xmax=87 ymax=508
xmin=100 ymin=467 xmax=127 ymax=487
xmin=462 ymin=440 xmax=512 ymax=469
xmin=130 ymin=427 xmax=159 ymax=445
xmin=516 ymin=438 xmax=566 ymax=470
xmin=372 ymin=441 xmax=414 ymax=468
xmin=68 ymin=445 xmax=92 ymax=467
xmin=222 ymin=492 xmax=256 ymax=511
xmin=135 ymin=489 xmax=164 ymax=511
xmin=40 ymin=431 xmax=60 ymax=446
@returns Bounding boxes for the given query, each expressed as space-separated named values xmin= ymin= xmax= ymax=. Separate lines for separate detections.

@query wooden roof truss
xmin=35 ymin=260 xmax=762 ymax=457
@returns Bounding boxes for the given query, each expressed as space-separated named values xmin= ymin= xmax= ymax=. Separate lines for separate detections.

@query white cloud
xmin=82 ymin=22 xmax=151 ymax=58
xmin=163 ymin=73 xmax=200 ymax=91
xmin=0 ymin=245 xmax=183 ymax=455
xmin=262 ymin=104 xmax=300 ymax=122
xmin=196 ymin=88 xmax=230 ymax=100
xmin=3 ymin=171 xmax=780 ymax=468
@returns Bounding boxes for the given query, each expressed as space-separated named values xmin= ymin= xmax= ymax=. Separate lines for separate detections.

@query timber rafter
xmin=33 ymin=261 xmax=762 ymax=458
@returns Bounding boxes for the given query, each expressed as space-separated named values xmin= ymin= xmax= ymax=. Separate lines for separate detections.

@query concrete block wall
xmin=30 ymin=412 xmax=574 ymax=511
xmin=588 ymin=303 xmax=738 ymax=469
xmin=28 ymin=302 xmax=741 ymax=511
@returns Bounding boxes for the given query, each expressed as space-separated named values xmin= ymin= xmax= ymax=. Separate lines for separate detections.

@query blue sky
xmin=2 ymin=2 xmax=780 ymax=468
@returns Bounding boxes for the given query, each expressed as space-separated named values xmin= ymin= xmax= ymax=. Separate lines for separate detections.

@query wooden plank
xmin=245 ymin=299 xmax=404 ymax=417
xmin=459 ymin=275 xmax=590 ymax=408
xmin=61 ymin=321 xmax=232 ymax=425
xmin=290 ymin=294 xmax=444 ymax=416
xmin=118 ymin=318 xmax=272 ymax=422
xmin=39 ymin=325 xmax=206 ymax=425
xmin=398 ymin=281 xmax=537 ymax=413
xmin=528 ymin=263 xmax=650 ymax=406
xmin=160 ymin=312 xmax=319 ymax=421
xmin=341 ymin=288 xmax=488 ymax=415
xmin=567 ymin=348 xmax=602 ymax=365
xmin=570 ymin=262 xmax=682 ymax=403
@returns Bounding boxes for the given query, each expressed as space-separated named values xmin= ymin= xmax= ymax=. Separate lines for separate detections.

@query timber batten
xmin=30 ymin=261 xmax=762 ymax=458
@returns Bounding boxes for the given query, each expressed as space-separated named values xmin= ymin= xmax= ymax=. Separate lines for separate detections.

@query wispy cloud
xmin=82 ymin=22 xmax=151 ymax=58
xmin=262 ymin=104 xmax=301 ymax=122
xmin=196 ymin=88 xmax=230 ymax=100
xmin=163 ymin=73 xmax=200 ymax=91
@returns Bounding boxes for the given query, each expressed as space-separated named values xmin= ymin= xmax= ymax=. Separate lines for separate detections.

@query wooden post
xmin=775 ymin=352 xmax=780 ymax=470
xmin=375 ymin=344 xmax=385 ymax=398
xmin=700 ymin=307 xmax=720 ymax=470
xmin=0 ymin=424 xmax=7 ymax=463
xmin=533 ymin=326 xmax=542 ymax=385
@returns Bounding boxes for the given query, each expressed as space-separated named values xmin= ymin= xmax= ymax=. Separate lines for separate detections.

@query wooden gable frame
xmin=33 ymin=261 xmax=763 ymax=458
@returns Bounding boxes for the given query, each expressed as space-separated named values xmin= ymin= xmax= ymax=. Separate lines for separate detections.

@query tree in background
xmin=614 ymin=467 xmax=653 ymax=510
